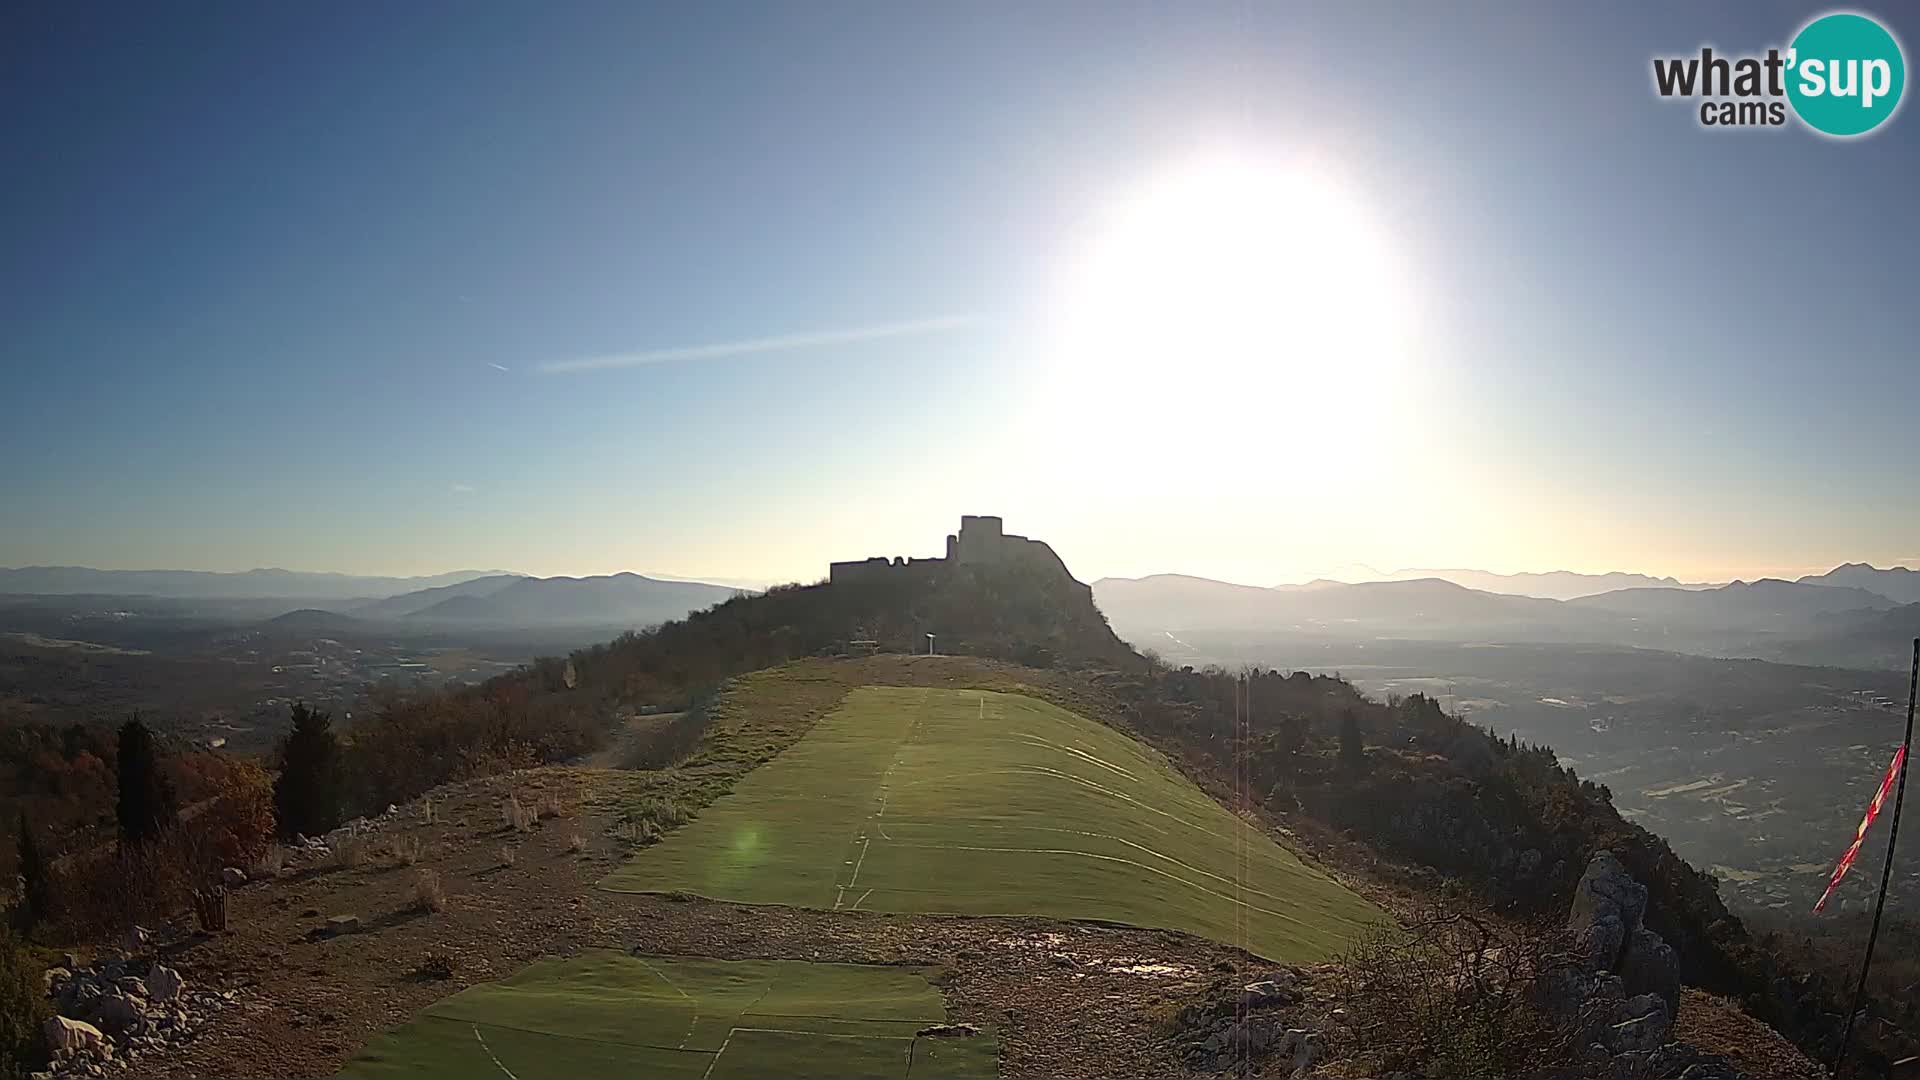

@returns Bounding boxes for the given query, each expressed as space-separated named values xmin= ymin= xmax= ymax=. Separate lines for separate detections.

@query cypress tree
xmin=116 ymin=716 xmax=178 ymax=848
xmin=274 ymin=703 xmax=342 ymax=839
xmin=1338 ymin=708 xmax=1365 ymax=772
xmin=13 ymin=810 xmax=46 ymax=934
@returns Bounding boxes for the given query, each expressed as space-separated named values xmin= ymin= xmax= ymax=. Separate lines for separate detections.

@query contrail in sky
xmin=538 ymin=315 xmax=975 ymax=374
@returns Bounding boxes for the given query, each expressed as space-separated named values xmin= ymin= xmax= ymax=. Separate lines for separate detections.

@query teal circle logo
xmin=1786 ymin=12 xmax=1906 ymax=136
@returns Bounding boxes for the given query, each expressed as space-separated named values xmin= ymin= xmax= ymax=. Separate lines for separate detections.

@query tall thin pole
xmin=1833 ymin=637 xmax=1918 ymax=1077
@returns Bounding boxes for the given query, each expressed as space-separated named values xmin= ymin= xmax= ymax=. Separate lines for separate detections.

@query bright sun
xmin=1040 ymin=149 xmax=1418 ymax=474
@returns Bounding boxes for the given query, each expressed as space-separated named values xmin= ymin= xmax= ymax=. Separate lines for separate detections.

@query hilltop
xmin=14 ymin=517 xmax=1881 ymax=1079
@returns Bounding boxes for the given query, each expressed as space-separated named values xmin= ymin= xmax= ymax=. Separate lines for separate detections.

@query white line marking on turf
xmin=701 ymin=1032 xmax=733 ymax=1080
xmin=850 ymin=887 xmax=874 ymax=910
xmin=472 ymin=1025 xmax=520 ymax=1080
xmin=848 ymin=837 xmax=871 ymax=887
xmin=633 ymin=955 xmax=701 ymax=1049
xmin=732 ymin=1027 xmax=913 ymax=1039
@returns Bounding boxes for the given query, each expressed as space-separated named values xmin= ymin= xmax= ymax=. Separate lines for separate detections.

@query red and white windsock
xmin=1814 ymin=745 xmax=1908 ymax=913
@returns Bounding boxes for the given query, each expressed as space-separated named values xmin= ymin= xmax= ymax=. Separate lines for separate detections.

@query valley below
xmin=1139 ymin=631 xmax=1918 ymax=922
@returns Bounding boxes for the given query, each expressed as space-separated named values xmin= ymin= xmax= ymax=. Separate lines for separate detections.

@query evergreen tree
xmin=274 ymin=703 xmax=342 ymax=839
xmin=1338 ymin=708 xmax=1365 ymax=771
xmin=12 ymin=811 xmax=45 ymax=935
xmin=0 ymin=927 xmax=48 ymax=1078
xmin=116 ymin=716 xmax=178 ymax=848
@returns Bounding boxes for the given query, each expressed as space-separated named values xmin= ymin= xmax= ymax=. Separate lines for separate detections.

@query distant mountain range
xmin=369 ymin=573 xmax=742 ymax=627
xmin=1329 ymin=568 xmax=1712 ymax=601
xmin=1566 ymin=579 xmax=1895 ymax=622
xmin=0 ymin=565 xmax=746 ymax=632
xmin=1795 ymin=562 xmax=1920 ymax=605
xmin=1092 ymin=569 xmax=1917 ymax=663
xmin=1094 ymin=574 xmax=1577 ymax=637
xmin=0 ymin=566 xmax=516 ymax=600
xmin=349 ymin=574 xmax=527 ymax=619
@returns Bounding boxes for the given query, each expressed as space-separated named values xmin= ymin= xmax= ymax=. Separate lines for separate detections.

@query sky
xmin=3 ymin=2 xmax=1918 ymax=588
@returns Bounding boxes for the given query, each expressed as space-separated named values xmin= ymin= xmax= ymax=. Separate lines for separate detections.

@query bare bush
xmin=410 ymin=868 xmax=446 ymax=914
xmin=331 ymin=835 xmax=367 ymax=870
xmin=421 ymin=797 xmax=436 ymax=826
xmin=250 ymin=843 xmax=288 ymax=879
xmin=498 ymin=844 xmax=517 ymax=868
xmin=501 ymin=795 xmax=533 ymax=833
xmin=50 ymin=827 xmax=203 ymax=941
xmin=1329 ymin=910 xmax=1584 ymax=1078
xmin=536 ymin=792 xmax=566 ymax=820
xmin=566 ymin=832 xmax=587 ymax=854
xmin=391 ymin=836 xmax=424 ymax=866
xmin=416 ymin=949 xmax=455 ymax=979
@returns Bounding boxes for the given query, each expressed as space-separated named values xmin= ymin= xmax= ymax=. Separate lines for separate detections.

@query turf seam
xmin=865 ymin=843 xmax=1332 ymax=931
xmin=875 ymin=821 xmax=1327 ymax=905
xmin=419 ymin=1014 xmax=711 ymax=1056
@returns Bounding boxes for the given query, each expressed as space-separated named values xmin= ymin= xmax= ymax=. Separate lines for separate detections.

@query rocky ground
xmin=46 ymin=766 xmax=1280 ymax=1079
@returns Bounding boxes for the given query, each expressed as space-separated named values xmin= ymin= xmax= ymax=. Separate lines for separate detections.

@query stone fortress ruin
xmin=829 ymin=515 xmax=1080 ymax=587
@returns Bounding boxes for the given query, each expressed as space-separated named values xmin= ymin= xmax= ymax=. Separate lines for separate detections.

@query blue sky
xmin=3 ymin=2 xmax=1917 ymax=586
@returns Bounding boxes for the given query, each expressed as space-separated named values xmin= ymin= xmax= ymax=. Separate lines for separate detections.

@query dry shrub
xmin=1329 ymin=910 xmax=1583 ymax=1078
xmin=498 ymin=844 xmax=517 ymax=868
xmin=416 ymin=949 xmax=456 ymax=979
xmin=49 ymin=826 xmax=212 ymax=942
xmin=421 ymin=797 xmax=436 ymax=826
xmin=410 ymin=868 xmax=446 ymax=914
xmin=196 ymin=758 xmax=277 ymax=868
xmin=536 ymin=792 xmax=566 ymax=820
xmin=501 ymin=795 xmax=533 ymax=833
xmin=391 ymin=836 xmax=424 ymax=866
xmin=331 ymin=834 xmax=367 ymax=870
xmin=566 ymin=832 xmax=587 ymax=854
xmin=250 ymin=843 xmax=288 ymax=879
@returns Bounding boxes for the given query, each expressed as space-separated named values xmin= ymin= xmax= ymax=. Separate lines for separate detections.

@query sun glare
xmin=1040 ymin=150 xmax=1418 ymax=476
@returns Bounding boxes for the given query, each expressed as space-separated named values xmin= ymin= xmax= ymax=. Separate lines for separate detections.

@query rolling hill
xmin=404 ymin=572 xmax=741 ymax=627
xmin=1567 ymin=578 xmax=1896 ymax=626
xmin=1092 ymin=573 xmax=1587 ymax=638
xmin=1346 ymin=567 xmax=1711 ymax=600
xmin=0 ymin=565 xmax=513 ymax=600
xmin=350 ymin=574 xmax=526 ymax=619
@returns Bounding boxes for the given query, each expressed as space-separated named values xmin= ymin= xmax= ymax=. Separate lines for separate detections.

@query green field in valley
xmin=336 ymin=951 xmax=995 ymax=1080
xmin=602 ymin=686 xmax=1387 ymax=961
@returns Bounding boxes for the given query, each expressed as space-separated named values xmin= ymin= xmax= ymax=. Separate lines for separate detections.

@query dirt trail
xmin=578 ymin=711 xmax=682 ymax=769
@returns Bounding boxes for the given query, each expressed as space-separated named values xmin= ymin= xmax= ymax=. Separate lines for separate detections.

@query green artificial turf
xmin=337 ymin=951 xmax=995 ymax=1080
xmin=602 ymin=686 xmax=1388 ymax=961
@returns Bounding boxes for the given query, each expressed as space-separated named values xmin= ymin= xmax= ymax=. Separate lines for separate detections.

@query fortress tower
xmin=829 ymin=515 xmax=1075 ymax=586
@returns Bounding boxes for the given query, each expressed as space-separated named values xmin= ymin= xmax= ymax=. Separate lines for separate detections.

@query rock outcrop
xmin=1553 ymin=851 xmax=1684 ymax=1062
xmin=42 ymin=953 xmax=239 ymax=1078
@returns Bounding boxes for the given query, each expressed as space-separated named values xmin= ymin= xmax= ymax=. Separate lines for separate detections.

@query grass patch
xmin=603 ymin=686 xmax=1388 ymax=962
xmin=335 ymin=951 xmax=996 ymax=1079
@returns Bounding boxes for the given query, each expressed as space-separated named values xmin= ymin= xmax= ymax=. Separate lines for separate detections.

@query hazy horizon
xmin=3 ymin=549 xmax=1911 ymax=593
xmin=5 ymin=3 xmax=1917 ymax=589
